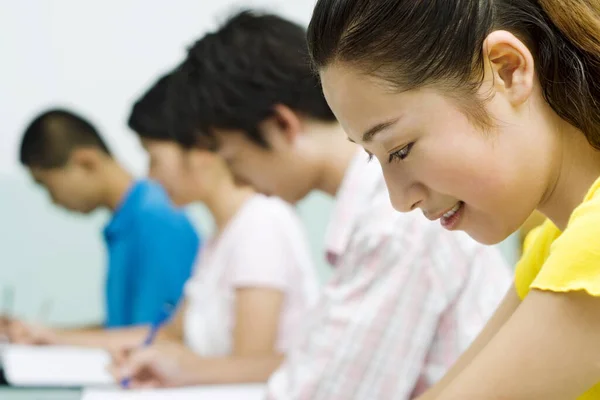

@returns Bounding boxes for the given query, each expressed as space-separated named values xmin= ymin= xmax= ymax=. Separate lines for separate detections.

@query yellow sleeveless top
xmin=515 ymin=177 xmax=600 ymax=399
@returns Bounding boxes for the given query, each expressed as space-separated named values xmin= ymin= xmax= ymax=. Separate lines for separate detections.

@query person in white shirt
xmin=108 ymin=73 xmax=320 ymax=387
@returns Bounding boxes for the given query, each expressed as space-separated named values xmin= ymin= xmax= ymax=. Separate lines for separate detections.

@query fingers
xmin=0 ymin=315 xmax=13 ymax=339
xmin=28 ymin=326 xmax=50 ymax=345
xmin=107 ymin=346 xmax=182 ymax=390
xmin=0 ymin=315 xmax=13 ymax=329
xmin=109 ymin=344 xmax=133 ymax=366
xmin=107 ymin=347 xmax=133 ymax=381
xmin=112 ymin=348 xmax=162 ymax=387
xmin=7 ymin=320 xmax=33 ymax=344
xmin=121 ymin=348 xmax=159 ymax=378
xmin=6 ymin=321 xmax=56 ymax=345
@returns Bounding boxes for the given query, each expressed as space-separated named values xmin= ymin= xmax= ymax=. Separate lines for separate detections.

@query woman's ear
xmin=484 ymin=30 xmax=535 ymax=106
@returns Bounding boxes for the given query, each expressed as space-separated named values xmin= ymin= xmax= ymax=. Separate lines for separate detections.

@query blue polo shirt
xmin=103 ymin=180 xmax=199 ymax=328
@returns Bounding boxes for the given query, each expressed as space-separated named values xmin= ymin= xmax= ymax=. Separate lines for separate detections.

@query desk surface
xmin=0 ymin=388 xmax=81 ymax=399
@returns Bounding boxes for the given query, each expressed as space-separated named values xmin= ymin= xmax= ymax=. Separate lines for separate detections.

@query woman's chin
xmin=465 ymin=226 xmax=513 ymax=246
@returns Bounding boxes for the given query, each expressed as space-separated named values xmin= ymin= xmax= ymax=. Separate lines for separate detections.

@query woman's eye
xmin=388 ymin=143 xmax=414 ymax=163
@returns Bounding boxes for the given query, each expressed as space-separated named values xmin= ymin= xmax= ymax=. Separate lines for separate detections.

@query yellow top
xmin=515 ymin=176 xmax=600 ymax=399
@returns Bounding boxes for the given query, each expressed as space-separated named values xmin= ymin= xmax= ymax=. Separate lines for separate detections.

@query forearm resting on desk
xmin=15 ymin=305 xmax=186 ymax=348
xmin=53 ymin=326 xmax=149 ymax=348
xmin=54 ymin=322 xmax=187 ymax=349
xmin=113 ymin=348 xmax=285 ymax=388
xmin=4 ymin=305 xmax=184 ymax=347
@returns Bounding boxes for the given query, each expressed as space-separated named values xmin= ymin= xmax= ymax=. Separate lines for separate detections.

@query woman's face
xmin=142 ymin=139 xmax=193 ymax=206
xmin=142 ymin=139 xmax=231 ymax=206
xmin=319 ymin=59 xmax=554 ymax=245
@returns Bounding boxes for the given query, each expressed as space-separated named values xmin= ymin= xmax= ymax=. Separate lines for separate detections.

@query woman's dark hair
xmin=128 ymin=73 xmax=173 ymax=141
xmin=307 ymin=0 xmax=600 ymax=149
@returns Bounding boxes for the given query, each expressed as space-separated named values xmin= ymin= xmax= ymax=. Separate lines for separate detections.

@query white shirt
xmin=183 ymin=194 xmax=320 ymax=357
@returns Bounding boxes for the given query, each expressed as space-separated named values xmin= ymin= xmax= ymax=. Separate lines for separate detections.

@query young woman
xmin=308 ymin=0 xmax=600 ymax=399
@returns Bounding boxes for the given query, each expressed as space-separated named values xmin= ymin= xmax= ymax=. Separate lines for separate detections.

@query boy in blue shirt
xmin=8 ymin=108 xmax=199 ymax=345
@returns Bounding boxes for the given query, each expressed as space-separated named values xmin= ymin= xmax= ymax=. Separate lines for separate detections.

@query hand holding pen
xmin=119 ymin=302 xmax=176 ymax=388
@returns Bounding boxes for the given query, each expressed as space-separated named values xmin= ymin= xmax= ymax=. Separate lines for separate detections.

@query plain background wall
xmin=0 ymin=0 xmax=319 ymax=176
xmin=0 ymin=1 xmax=519 ymax=326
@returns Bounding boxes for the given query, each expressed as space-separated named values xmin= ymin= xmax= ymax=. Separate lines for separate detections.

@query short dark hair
xmin=168 ymin=10 xmax=336 ymax=149
xmin=20 ymin=108 xmax=111 ymax=168
xmin=128 ymin=73 xmax=173 ymax=141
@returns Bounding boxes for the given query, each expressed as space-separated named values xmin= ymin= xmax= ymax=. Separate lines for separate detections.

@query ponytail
xmin=539 ymin=0 xmax=600 ymax=56
xmin=536 ymin=0 xmax=600 ymax=149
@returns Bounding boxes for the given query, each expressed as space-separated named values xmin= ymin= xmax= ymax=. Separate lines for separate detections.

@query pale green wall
xmin=0 ymin=173 xmax=518 ymax=327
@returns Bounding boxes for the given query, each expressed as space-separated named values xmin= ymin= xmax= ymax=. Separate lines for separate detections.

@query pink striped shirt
xmin=266 ymin=150 xmax=511 ymax=399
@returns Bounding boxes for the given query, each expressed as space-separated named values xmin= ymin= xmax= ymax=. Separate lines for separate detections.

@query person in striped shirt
xmin=129 ymin=11 xmax=512 ymax=399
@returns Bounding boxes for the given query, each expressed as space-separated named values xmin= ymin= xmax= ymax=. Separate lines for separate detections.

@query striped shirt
xmin=266 ymin=150 xmax=511 ymax=399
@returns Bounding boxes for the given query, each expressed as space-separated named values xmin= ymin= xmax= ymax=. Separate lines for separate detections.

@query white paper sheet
xmin=81 ymin=384 xmax=266 ymax=400
xmin=3 ymin=345 xmax=115 ymax=387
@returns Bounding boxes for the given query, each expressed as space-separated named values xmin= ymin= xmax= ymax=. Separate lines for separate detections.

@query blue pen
xmin=120 ymin=302 xmax=176 ymax=388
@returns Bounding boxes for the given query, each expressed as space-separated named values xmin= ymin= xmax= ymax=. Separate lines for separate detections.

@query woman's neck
xmin=203 ymin=179 xmax=255 ymax=233
xmin=539 ymin=124 xmax=600 ymax=230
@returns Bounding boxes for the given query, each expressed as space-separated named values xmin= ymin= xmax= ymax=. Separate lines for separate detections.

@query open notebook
xmin=2 ymin=345 xmax=115 ymax=387
xmin=82 ymin=384 xmax=266 ymax=400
